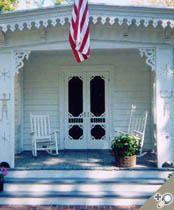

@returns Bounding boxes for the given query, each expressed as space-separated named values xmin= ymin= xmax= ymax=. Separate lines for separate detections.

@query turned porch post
xmin=156 ymin=48 xmax=174 ymax=168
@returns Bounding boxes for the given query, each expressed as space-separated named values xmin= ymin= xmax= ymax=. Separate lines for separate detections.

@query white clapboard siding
xmin=111 ymin=60 xmax=152 ymax=150
xmin=23 ymin=56 xmax=60 ymax=151
xmin=20 ymin=50 xmax=153 ymax=151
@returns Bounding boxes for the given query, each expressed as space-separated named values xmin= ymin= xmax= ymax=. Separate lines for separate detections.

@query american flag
xmin=69 ymin=0 xmax=90 ymax=63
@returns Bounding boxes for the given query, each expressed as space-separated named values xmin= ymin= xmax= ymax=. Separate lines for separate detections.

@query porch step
xmin=4 ymin=177 xmax=165 ymax=192
xmin=0 ymin=175 xmax=166 ymax=205
xmin=6 ymin=169 xmax=172 ymax=179
xmin=0 ymin=190 xmax=150 ymax=206
xmin=0 ymin=190 xmax=152 ymax=198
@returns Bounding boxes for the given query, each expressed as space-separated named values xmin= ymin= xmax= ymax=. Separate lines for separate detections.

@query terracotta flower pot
xmin=115 ymin=155 xmax=136 ymax=167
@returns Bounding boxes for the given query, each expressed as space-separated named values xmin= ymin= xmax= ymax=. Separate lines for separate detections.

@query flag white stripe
xmin=78 ymin=51 xmax=84 ymax=61
xmin=74 ymin=0 xmax=79 ymax=5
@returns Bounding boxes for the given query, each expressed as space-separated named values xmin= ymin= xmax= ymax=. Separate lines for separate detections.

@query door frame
xmin=59 ymin=65 xmax=114 ymax=150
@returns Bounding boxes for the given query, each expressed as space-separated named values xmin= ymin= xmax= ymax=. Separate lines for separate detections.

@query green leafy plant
xmin=0 ymin=0 xmax=18 ymax=12
xmin=111 ymin=134 xmax=139 ymax=157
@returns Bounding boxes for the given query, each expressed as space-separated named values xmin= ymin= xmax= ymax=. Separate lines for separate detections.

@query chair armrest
xmin=134 ymin=131 xmax=143 ymax=139
xmin=30 ymin=131 xmax=35 ymax=135
xmin=134 ymin=130 xmax=143 ymax=135
xmin=50 ymin=130 xmax=59 ymax=135
xmin=115 ymin=129 xmax=127 ymax=134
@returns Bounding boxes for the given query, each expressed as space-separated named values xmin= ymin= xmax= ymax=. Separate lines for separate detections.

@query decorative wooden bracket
xmin=139 ymin=48 xmax=156 ymax=71
xmin=13 ymin=51 xmax=31 ymax=75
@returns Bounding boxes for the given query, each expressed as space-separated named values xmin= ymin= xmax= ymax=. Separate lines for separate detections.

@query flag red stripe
xmin=83 ymin=54 xmax=88 ymax=59
xmin=73 ymin=3 xmax=78 ymax=41
xmin=87 ymin=47 xmax=90 ymax=55
xmin=72 ymin=17 xmax=75 ymax=30
xmin=74 ymin=3 xmax=78 ymax=16
xmin=74 ymin=0 xmax=83 ymax=41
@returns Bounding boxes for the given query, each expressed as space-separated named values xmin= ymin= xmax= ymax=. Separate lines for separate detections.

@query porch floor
xmin=15 ymin=150 xmax=157 ymax=169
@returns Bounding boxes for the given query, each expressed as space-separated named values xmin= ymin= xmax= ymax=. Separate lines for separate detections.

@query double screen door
xmin=64 ymin=72 xmax=109 ymax=149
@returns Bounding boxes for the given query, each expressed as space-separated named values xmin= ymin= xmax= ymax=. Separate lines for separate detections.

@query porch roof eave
xmin=0 ymin=3 xmax=174 ymax=33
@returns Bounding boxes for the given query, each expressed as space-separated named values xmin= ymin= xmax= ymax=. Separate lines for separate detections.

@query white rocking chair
xmin=30 ymin=114 xmax=59 ymax=157
xmin=115 ymin=105 xmax=148 ymax=156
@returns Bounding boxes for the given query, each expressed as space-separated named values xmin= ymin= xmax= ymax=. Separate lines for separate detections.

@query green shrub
xmin=111 ymin=134 xmax=139 ymax=157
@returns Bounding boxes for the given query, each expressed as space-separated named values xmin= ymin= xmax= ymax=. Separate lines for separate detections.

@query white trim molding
xmin=139 ymin=48 xmax=156 ymax=71
xmin=0 ymin=4 xmax=174 ymax=33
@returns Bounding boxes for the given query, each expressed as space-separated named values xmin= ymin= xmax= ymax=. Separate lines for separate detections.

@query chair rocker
xmin=30 ymin=113 xmax=59 ymax=157
xmin=115 ymin=105 xmax=148 ymax=156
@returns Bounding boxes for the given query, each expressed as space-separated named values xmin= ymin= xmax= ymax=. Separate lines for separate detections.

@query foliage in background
xmin=55 ymin=0 xmax=72 ymax=4
xmin=133 ymin=0 xmax=174 ymax=6
xmin=0 ymin=0 xmax=18 ymax=11
xmin=55 ymin=0 xmax=62 ymax=3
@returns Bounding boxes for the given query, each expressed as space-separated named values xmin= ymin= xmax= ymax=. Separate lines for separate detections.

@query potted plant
xmin=0 ymin=167 xmax=8 ymax=192
xmin=111 ymin=133 xmax=139 ymax=167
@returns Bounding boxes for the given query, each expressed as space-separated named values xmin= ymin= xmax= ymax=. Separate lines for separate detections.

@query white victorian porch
xmin=10 ymin=47 xmax=170 ymax=169
xmin=0 ymin=4 xmax=174 ymax=169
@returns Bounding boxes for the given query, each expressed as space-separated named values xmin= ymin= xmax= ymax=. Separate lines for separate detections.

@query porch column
xmin=0 ymin=51 xmax=15 ymax=168
xmin=0 ymin=50 xmax=30 ymax=168
xmin=156 ymin=48 xmax=174 ymax=168
xmin=140 ymin=48 xmax=174 ymax=168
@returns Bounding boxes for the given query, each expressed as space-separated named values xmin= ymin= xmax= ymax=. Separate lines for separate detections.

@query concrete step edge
xmin=4 ymin=177 xmax=166 ymax=185
xmin=0 ymin=191 xmax=152 ymax=199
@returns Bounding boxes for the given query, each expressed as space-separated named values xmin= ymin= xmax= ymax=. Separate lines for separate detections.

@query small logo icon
xmin=154 ymin=193 xmax=162 ymax=201
xmin=157 ymin=193 xmax=173 ymax=209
